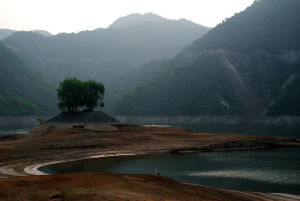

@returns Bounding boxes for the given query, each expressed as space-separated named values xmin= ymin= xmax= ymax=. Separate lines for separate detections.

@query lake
xmin=1 ymin=122 xmax=299 ymax=138
xmin=2 ymin=122 xmax=300 ymax=194
xmin=0 ymin=125 xmax=33 ymax=137
xmin=39 ymin=147 xmax=300 ymax=194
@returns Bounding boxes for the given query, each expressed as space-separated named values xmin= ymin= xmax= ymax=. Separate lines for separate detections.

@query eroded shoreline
xmin=24 ymin=153 xmax=143 ymax=176
xmin=1 ymin=123 xmax=299 ymax=177
xmin=1 ymin=124 xmax=300 ymax=200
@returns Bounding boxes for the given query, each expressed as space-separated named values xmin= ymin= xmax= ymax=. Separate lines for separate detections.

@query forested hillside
xmin=114 ymin=0 xmax=300 ymax=116
xmin=0 ymin=43 xmax=56 ymax=115
xmin=3 ymin=13 xmax=209 ymax=85
xmin=2 ymin=13 xmax=209 ymax=113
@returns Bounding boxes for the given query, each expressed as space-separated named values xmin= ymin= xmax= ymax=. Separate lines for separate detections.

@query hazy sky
xmin=0 ymin=0 xmax=255 ymax=34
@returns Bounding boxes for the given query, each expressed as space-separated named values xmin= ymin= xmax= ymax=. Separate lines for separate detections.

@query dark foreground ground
xmin=0 ymin=123 xmax=299 ymax=200
xmin=1 ymin=172 xmax=299 ymax=201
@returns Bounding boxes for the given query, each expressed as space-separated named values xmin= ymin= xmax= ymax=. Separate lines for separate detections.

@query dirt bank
xmin=1 ymin=124 xmax=299 ymax=178
xmin=1 ymin=172 xmax=298 ymax=201
xmin=0 ymin=124 xmax=299 ymax=200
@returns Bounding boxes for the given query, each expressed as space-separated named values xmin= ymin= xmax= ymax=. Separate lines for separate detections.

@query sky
xmin=0 ymin=0 xmax=255 ymax=34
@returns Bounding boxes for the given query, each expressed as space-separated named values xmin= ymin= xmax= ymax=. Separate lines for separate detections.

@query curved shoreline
xmin=25 ymin=152 xmax=300 ymax=200
xmin=24 ymin=152 xmax=145 ymax=176
xmin=1 ymin=124 xmax=300 ymax=200
xmin=24 ymin=146 xmax=281 ymax=176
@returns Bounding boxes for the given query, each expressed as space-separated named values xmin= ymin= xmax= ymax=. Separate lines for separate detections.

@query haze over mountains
xmin=0 ymin=13 xmax=209 ymax=115
xmin=114 ymin=0 xmax=300 ymax=116
xmin=0 ymin=29 xmax=52 ymax=40
xmin=0 ymin=43 xmax=56 ymax=115
xmin=1 ymin=0 xmax=300 ymax=116
xmin=3 ymin=13 xmax=209 ymax=84
xmin=0 ymin=29 xmax=16 ymax=40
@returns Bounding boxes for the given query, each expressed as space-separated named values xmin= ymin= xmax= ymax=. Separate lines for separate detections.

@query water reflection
xmin=40 ymin=148 xmax=300 ymax=194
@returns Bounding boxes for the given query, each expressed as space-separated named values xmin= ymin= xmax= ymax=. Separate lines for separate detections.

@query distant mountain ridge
xmin=109 ymin=13 xmax=167 ymax=28
xmin=0 ymin=29 xmax=52 ymax=40
xmin=113 ymin=0 xmax=300 ymax=116
xmin=32 ymin=30 xmax=52 ymax=37
xmin=2 ymin=13 xmax=210 ymax=114
xmin=0 ymin=29 xmax=16 ymax=40
xmin=109 ymin=13 xmax=202 ymax=29
xmin=3 ymin=13 xmax=209 ymax=83
xmin=188 ymin=0 xmax=300 ymax=54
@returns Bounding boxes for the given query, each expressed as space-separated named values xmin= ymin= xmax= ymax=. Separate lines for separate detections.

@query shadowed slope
xmin=46 ymin=111 xmax=120 ymax=124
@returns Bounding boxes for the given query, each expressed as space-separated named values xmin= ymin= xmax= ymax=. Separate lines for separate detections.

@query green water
xmin=0 ymin=125 xmax=33 ymax=137
xmin=40 ymin=148 xmax=300 ymax=194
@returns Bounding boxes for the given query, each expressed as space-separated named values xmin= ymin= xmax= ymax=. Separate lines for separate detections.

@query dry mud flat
xmin=1 ymin=172 xmax=299 ymax=201
xmin=0 ymin=123 xmax=300 ymax=200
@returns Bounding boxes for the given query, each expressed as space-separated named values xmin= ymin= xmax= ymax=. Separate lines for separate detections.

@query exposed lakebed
xmin=2 ymin=121 xmax=300 ymax=194
xmin=40 ymin=147 xmax=300 ymax=194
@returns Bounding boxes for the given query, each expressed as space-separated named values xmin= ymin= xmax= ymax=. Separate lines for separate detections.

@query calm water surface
xmin=3 ymin=122 xmax=300 ymax=194
xmin=1 ymin=123 xmax=299 ymax=138
xmin=0 ymin=125 xmax=33 ymax=137
xmin=40 ymin=148 xmax=300 ymax=194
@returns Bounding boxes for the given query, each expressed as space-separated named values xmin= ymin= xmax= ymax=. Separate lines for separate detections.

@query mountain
xmin=0 ymin=29 xmax=52 ymax=40
xmin=109 ymin=13 xmax=167 ymax=28
xmin=3 ymin=14 xmax=209 ymax=83
xmin=113 ymin=0 xmax=300 ymax=116
xmin=0 ymin=42 xmax=56 ymax=115
xmin=3 ymin=14 xmax=209 ymax=113
xmin=0 ymin=29 xmax=16 ymax=40
xmin=106 ymin=59 xmax=169 ymax=113
xmin=33 ymin=30 xmax=52 ymax=37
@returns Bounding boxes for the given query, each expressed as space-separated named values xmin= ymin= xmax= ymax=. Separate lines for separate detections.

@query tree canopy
xmin=57 ymin=78 xmax=105 ymax=112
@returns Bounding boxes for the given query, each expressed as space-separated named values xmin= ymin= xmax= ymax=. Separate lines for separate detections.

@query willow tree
xmin=84 ymin=80 xmax=105 ymax=111
xmin=57 ymin=78 xmax=105 ymax=112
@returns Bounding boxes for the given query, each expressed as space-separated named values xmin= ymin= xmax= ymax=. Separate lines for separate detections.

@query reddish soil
xmin=0 ymin=172 xmax=297 ymax=201
xmin=0 ymin=124 xmax=299 ymax=200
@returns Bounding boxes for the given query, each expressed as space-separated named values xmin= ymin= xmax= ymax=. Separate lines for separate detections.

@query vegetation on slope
xmin=0 ymin=42 xmax=56 ymax=115
xmin=268 ymin=66 xmax=300 ymax=116
xmin=2 ymin=14 xmax=209 ymax=113
xmin=114 ymin=0 xmax=300 ymax=116
xmin=188 ymin=0 xmax=300 ymax=54
xmin=3 ymin=14 xmax=209 ymax=85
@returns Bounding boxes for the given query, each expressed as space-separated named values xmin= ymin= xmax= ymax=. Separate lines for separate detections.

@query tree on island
xmin=57 ymin=78 xmax=105 ymax=112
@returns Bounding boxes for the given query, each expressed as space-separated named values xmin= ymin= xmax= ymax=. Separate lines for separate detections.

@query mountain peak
xmin=33 ymin=30 xmax=52 ymax=37
xmin=108 ymin=13 xmax=168 ymax=28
